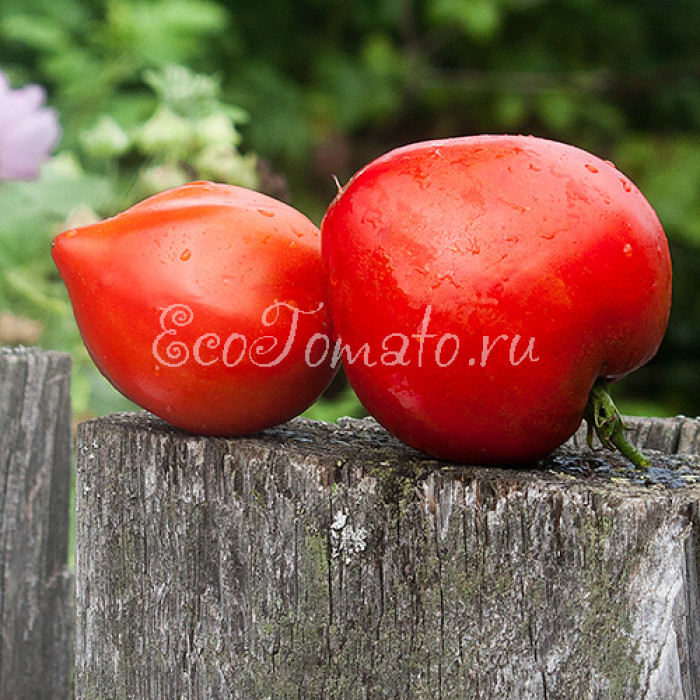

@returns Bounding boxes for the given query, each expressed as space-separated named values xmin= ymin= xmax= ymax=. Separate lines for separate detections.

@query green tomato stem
xmin=584 ymin=380 xmax=652 ymax=469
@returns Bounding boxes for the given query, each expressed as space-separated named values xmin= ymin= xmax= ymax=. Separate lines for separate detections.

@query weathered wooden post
xmin=75 ymin=411 xmax=700 ymax=699
xmin=0 ymin=347 xmax=74 ymax=699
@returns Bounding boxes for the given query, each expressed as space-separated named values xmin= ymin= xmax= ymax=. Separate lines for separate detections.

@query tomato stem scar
xmin=584 ymin=380 xmax=652 ymax=468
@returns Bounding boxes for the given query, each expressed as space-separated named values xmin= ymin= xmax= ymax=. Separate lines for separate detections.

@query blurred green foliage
xmin=1 ymin=0 xmax=699 ymax=420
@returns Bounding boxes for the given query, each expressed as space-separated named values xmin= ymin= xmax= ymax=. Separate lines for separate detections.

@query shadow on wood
xmin=0 ymin=347 xmax=74 ymax=699
xmin=75 ymin=411 xmax=700 ymax=699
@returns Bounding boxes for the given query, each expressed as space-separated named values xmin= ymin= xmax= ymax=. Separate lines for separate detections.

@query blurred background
xmin=1 ymin=0 xmax=698 ymax=423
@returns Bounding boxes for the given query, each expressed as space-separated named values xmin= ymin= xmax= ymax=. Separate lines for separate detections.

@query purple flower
xmin=0 ymin=70 xmax=61 ymax=181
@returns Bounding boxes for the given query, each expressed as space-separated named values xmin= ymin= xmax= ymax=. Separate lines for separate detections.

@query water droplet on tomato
xmin=412 ymin=166 xmax=431 ymax=189
xmin=258 ymin=209 xmax=275 ymax=218
xmin=463 ymin=234 xmax=480 ymax=255
xmin=180 ymin=249 xmax=191 ymax=261
xmin=620 ymin=178 xmax=632 ymax=193
xmin=361 ymin=209 xmax=382 ymax=227
xmin=430 ymin=271 xmax=462 ymax=289
xmin=585 ymin=164 xmax=599 ymax=173
xmin=623 ymin=243 xmax=633 ymax=257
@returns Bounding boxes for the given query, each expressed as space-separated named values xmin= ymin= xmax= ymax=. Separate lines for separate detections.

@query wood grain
xmin=0 ymin=347 xmax=74 ymax=699
xmin=75 ymin=411 xmax=700 ymax=699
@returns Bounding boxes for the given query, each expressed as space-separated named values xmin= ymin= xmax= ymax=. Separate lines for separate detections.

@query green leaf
xmin=428 ymin=0 xmax=502 ymax=41
xmin=13 ymin=156 xmax=113 ymax=219
xmin=102 ymin=0 xmax=229 ymax=68
xmin=1 ymin=14 xmax=70 ymax=53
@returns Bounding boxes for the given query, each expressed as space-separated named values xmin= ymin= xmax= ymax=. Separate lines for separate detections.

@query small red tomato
xmin=321 ymin=135 xmax=672 ymax=464
xmin=53 ymin=182 xmax=337 ymax=435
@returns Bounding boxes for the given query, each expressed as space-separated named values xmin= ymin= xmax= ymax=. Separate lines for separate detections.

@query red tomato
xmin=53 ymin=182 xmax=337 ymax=435
xmin=321 ymin=135 xmax=672 ymax=464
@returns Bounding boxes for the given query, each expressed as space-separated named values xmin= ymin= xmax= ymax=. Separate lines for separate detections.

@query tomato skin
xmin=53 ymin=182 xmax=337 ymax=435
xmin=321 ymin=135 xmax=672 ymax=464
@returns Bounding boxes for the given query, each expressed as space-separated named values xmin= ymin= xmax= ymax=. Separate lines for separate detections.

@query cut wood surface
xmin=75 ymin=411 xmax=700 ymax=699
xmin=0 ymin=347 xmax=74 ymax=699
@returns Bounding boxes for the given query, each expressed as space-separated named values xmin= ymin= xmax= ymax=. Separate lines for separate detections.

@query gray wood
xmin=75 ymin=410 xmax=700 ymax=699
xmin=0 ymin=347 xmax=74 ymax=699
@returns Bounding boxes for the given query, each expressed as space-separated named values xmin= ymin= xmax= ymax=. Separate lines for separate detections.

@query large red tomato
xmin=53 ymin=182 xmax=337 ymax=435
xmin=321 ymin=135 xmax=672 ymax=464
